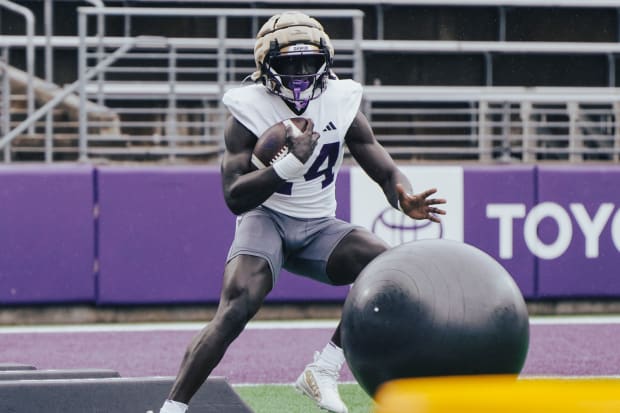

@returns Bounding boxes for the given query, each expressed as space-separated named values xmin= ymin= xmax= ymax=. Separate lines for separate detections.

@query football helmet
xmin=251 ymin=12 xmax=335 ymax=112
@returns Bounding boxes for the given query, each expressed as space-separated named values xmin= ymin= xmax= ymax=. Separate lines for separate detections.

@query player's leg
xmin=161 ymin=207 xmax=282 ymax=413
xmin=160 ymin=255 xmax=272 ymax=412
xmin=294 ymin=226 xmax=388 ymax=413
xmin=325 ymin=227 xmax=388 ymax=286
xmin=325 ymin=228 xmax=389 ymax=346
xmin=164 ymin=257 xmax=272 ymax=407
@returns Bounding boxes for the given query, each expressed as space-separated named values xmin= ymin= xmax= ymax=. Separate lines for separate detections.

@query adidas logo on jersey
xmin=322 ymin=121 xmax=337 ymax=132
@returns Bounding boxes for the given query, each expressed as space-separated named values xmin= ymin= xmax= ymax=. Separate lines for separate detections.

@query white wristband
xmin=397 ymin=200 xmax=405 ymax=213
xmin=272 ymin=153 xmax=304 ymax=180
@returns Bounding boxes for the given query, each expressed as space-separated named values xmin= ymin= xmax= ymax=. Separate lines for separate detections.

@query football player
xmin=159 ymin=11 xmax=446 ymax=413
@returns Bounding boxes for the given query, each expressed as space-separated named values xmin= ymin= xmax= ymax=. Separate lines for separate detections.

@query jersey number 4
xmin=276 ymin=142 xmax=340 ymax=195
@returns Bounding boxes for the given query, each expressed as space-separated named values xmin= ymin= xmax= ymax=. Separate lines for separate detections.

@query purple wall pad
xmin=464 ymin=165 xmax=536 ymax=298
xmin=97 ymin=166 xmax=234 ymax=304
xmin=0 ymin=165 xmax=95 ymax=304
xmin=1 ymin=323 xmax=618 ymax=382
xmin=97 ymin=167 xmax=351 ymax=305
xmin=536 ymin=166 xmax=620 ymax=298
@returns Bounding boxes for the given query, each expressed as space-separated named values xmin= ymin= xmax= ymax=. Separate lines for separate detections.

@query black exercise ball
xmin=341 ymin=239 xmax=529 ymax=397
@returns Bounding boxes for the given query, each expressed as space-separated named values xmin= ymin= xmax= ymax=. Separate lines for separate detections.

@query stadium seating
xmin=1 ymin=0 xmax=620 ymax=162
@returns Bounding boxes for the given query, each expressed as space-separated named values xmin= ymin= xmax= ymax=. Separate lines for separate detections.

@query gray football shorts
xmin=226 ymin=206 xmax=361 ymax=286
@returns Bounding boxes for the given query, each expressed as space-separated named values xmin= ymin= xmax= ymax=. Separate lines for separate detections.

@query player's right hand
xmin=286 ymin=118 xmax=320 ymax=164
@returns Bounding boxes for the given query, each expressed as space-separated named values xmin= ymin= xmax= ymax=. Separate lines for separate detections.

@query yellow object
xmin=374 ymin=375 xmax=620 ymax=413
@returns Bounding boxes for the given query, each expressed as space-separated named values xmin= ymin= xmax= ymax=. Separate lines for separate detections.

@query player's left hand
xmin=396 ymin=183 xmax=447 ymax=223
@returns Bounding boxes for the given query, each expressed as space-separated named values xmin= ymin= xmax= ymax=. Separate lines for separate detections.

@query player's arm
xmin=221 ymin=116 xmax=319 ymax=215
xmin=221 ymin=116 xmax=287 ymax=215
xmin=345 ymin=111 xmax=446 ymax=222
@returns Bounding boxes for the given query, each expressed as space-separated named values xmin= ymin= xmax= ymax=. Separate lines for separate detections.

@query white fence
xmin=363 ymin=86 xmax=620 ymax=162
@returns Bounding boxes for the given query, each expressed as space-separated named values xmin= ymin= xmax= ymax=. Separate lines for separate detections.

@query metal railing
xmin=2 ymin=4 xmax=620 ymax=163
xmin=0 ymin=0 xmax=34 ymax=137
xmin=74 ymin=7 xmax=364 ymax=162
xmin=362 ymin=86 xmax=620 ymax=163
xmin=0 ymin=39 xmax=143 ymax=158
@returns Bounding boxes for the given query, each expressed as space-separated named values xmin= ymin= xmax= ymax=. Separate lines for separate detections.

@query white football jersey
xmin=222 ymin=79 xmax=362 ymax=218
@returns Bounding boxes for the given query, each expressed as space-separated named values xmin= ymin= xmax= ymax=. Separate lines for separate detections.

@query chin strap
xmin=293 ymin=99 xmax=309 ymax=112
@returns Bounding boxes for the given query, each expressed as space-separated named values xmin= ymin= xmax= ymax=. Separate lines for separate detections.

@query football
xmin=251 ymin=117 xmax=308 ymax=169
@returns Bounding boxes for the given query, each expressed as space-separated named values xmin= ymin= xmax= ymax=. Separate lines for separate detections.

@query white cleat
xmin=295 ymin=352 xmax=348 ymax=413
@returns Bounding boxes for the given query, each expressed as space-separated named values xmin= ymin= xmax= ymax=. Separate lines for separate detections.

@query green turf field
xmin=235 ymin=383 xmax=375 ymax=413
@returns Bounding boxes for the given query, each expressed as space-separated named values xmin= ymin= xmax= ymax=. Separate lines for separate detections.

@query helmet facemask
xmin=262 ymin=41 xmax=331 ymax=112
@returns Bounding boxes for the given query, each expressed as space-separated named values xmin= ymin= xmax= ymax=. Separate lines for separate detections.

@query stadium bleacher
xmin=1 ymin=0 xmax=620 ymax=162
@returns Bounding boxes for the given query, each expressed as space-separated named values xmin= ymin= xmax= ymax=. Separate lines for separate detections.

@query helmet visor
xmin=270 ymin=53 xmax=327 ymax=76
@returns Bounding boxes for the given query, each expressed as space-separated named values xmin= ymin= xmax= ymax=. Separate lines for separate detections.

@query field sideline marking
xmin=1 ymin=315 xmax=620 ymax=334
xmin=0 ymin=319 xmax=339 ymax=334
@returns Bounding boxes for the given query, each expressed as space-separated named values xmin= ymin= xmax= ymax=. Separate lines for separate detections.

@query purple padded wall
xmin=97 ymin=167 xmax=352 ymax=304
xmin=6 ymin=164 xmax=620 ymax=304
xmin=464 ymin=165 xmax=537 ymax=298
xmin=537 ymin=165 xmax=620 ymax=298
xmin=0 ymin=165 xmax=95 ymax=304
xmin=96 ymin=166 xmax=233 ymax=304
